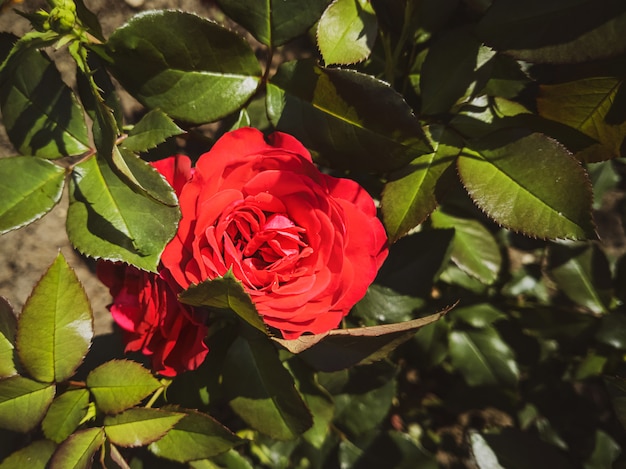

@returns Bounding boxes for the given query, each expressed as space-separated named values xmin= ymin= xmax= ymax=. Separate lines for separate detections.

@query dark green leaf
xmin=457 ymin=131 xmax=596 ymax=240
xmin=267 ymin=59 xmax=430 ymax=172
xmin=86 ymin=360 xmax=161 ymax=414
xmin=122 ymin=109 xmax=185 ymax=153
xmin=449 ymin=327 xmax=519 ymax=387
xmin=317 ymin=0 xmax=377 ymax=65
xmin=430 ymin=209 xmax=502 ymax=285
xmin=106 ymin=10 xmax=261 ymax=124
xmin=538 ymin=78 xmax=626 ymax=162
xmin=148 ymin=409 xmax=241 ymax=462
xmin=584 ymin=430 xmax=621 ymax=469
xmin=49 ymin=427 xmax=105 ymax=469
xmin=0 ymin=30 xmax=58 ymax=74
xmin=42 ymin=389 xmax=90 ymax=444
xmin=273 ymin=309 xmax=449 ymax=371
xmin=222 ymin=335 xmax=312 ymax=440
xmin=16 ymin=253 xmax=93 ymax=383
xmin=0 ymin=46 xmax=89 ymax=158
xmin=351 ymin=284 xmax=426 ymax=326
xmin=104 ymin=408 xmax=184 ymax=447
xmin=420 ymin=27 xmax=494 ymax=115
xmin=0 ymin=439 xmax=56 ymax=469
xmin=0 ymin=298 xmax=17 ymax=378
xmin=66 ymin=155 xmax=180 ymax=272
xmin=588 ymin=161 xmax=620 ymax=209
xmin=604 ymin=376 xmax=626 ymax=430
xmin=595 ymin=312 xmax=626 ymax=350
xmin=0 ymin=157 xmax=65 ymax=234
xmin=547 ymin=243 xmax=611 ymax=314
xmin=179 ymin=270 xmax=267 ymax=335
xmin=412 ymin=319 xmax=449 ymax=369
xmin=0 ymin=375 xmax=55 ymax=433
xmin=216 ymin=0 xmax=330 ymax=46
xmin=477 ymin=0 xmax=626 ymax=64
xmin=381 ymin=126 xmax=461 ymax=242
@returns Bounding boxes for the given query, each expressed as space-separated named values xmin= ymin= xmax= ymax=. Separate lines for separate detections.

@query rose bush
xmin=99 ymin=127 xmax=388 ymax=374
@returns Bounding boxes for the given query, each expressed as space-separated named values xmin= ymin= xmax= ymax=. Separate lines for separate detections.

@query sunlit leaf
xmin=477 ymin=0 xmax=626 ymax=64
xmin=42 ymin=389 xmax=90 ymax=444
xmin=106 ymin=10 xmax=261 ymax=124
xmin=317 ymin=0 xmax=377 ymax=65
xmin=49 ymin=427 xmax=105 ymax=469
xmin=67 ymin=155 xmax=180 ymax=272
xmin=267 ymin=59 xmax=430 ymax=172
xmin=0 ymin=375 xmax=55 ymax=433
xmin=0 ymin=439 xmax=56 ymax=469
xmin=148 ymin=409 xmax=242 ymax=462
xmin=86 ymin=360 xmax=161 ymax=415
xmin=547 ymin=243 xmax=611 ymax=314
xmin=273 ymin=309 xmax=450 ymax=371
xmin=449 ymin=327 xmax=519 ymax=387
xmin=179 ymin=270 xmax=267 ymax=335
xmin=595 ymin=313 xmax=626 ymax=350
xmin=0 ymin=157 xmax=65 ymax=234
xmin=381 ymin=126 xmax=461 ymax=243
xmin=0 ymin=47 xmax=88 ymax=158
xmin=457 ymin=131 xmax=596 ymax=240
xmin=538 ymin=78 xmax=626 ymax=162
xmin=222 ymin=335 xmax=312 ymax=440
xmin=121 ymin=109 xmax=185 ymax=153
xmin=216 ymin=0 xmax=330 ymax=46
xmin=431 ymin=209 xmax=502 ymax=284
xmin=16 ymin=253 xmax=93 ymax=383
xmin=0 ymin=298 xmax=17 ymax=378
xmin=104 ymin=408 xmax=184 ymax=447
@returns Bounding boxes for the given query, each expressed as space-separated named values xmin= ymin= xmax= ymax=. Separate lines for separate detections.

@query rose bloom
xmin=163 ymin=127 xmax=388 ymax=339
xmin=99 ymin=127 xmax=388 ymax=374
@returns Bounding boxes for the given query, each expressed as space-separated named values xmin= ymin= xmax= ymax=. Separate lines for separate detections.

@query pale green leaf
xmin=0 ymin=298 xmax=17 ymax=378
xmin=317 ymin=0 xmax=377 ymax=65
xmin=86 ymin=360 xmax=160 ymax=414
xmin=122 ymin=109 xmax=184 ymax=153
xmin=0 ymin=157 xmax=65 ymax=234
xmin=0 ymin=439 xmax=56 ymax=469
xmin=104 ymin=408 xmax=184 ymax=447
xmin=49 ymin=427 xmax=104 ymax=469
xmin=0 ymin=376 xmax=55 ymax=433
xmin=42 ymin=389 xmax=90 ymax=444
xmin=16 ymin=253 xmax=93 ymax=383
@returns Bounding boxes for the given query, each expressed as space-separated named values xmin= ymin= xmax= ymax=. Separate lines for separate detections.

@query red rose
xmin=97 ymin=262 xmax=209 ymax=377
xmin=98 ymin=155 xmax=208 ymax=377
xmin=162 ymin=127 xmax=388 ymax=339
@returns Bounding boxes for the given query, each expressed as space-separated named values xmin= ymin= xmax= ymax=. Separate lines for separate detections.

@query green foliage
xmin=1 ymin=0 xmax=626 ymax=467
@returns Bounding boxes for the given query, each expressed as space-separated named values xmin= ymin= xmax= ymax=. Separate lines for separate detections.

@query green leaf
xmin=604 ymin=376 xmax=626 ymax=430
xmin=106 ymin=10 xmax=261 ymax=124
xmin=42 ymin=389 xmax=90 ymax=444
xmin=448 ymin=303 xmax=506 ymax=328
xmin=0 ymin=439 xmax=56 ymax=469
xmin=179 ymin=271 xmax=267 ymax=335
xmin=382 ymin=126 xmax=461 ymax=243
xmin=538 ymin=78 xmax=626 ymax=162
xmin=16 ymin=253 xmax=92 ymax=383
xmin=216 ymin=0 xmax=330 ymax=46
xmin=412 ymin=319 xmax=449 ymax=369
xmin=66 ymin=155 xmax=180 ymax=272
xmin=0 ymin=46 xmax=89 ymax=158
xmin=86 ymin=360 xmax=161 ymax=414
xmin=148 ymin=409 xmax=242 ymax=462
xmin=0 ymin=298 xmax=17 ymax=378
xmin=430 ymin=209 xmax=502 ymax=285
xmin=547 ymin=243 xmax=612 ymax=314
xmin=266 ymin=59 xmax=431 ymax=172
xmin=0 ymin=157 xmax=65 ymax=234
xmin=351 ymin=284 xmax=426 ymax=326
xmin=449 ymin=327 xmax=519 ymax=387
xmin=476 ymin=0 xmax=626 ymax=64
xmin=595 ymin=312 xmax=626 ymax=350
xmin=49 ymin=427 xmax=105 ymax=469
xmin=122 ymin=109 xmax=185 ymax=153
xmin=457 ymin=131 xmax=595 ymax=240
xmin=273 ymin=309 xmax=449 ymax=371
xmin=0 ymin=376 xmax=55 ymax=433
xmin=584 ymin=430 xmax=621 ymax=469
xmin=317 ymin=0 xmax=377 ymax=65
xmin=104 ymin=408 xmax=184 ymax=447
xmin=222 ymin=335 xmax=313 ymax=440
xmin=420 ymin=27 xmax=494 ymax=115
